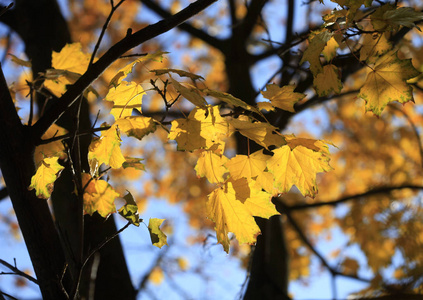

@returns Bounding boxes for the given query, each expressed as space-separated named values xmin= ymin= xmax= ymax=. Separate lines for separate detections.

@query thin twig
xmin=0 ymin=258 xmax=38 ymax=285
xmin=288 ymin=184 xmax=423 ymax=211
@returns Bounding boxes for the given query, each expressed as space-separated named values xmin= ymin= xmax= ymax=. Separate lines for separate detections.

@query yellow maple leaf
xmin=202 ymin=89 xmax=261 ymax=115
xmin=322 ymin=36 xmax=339 ymax=61
xmin=29 ymin=156 xmax=64 ymax=199
xmin=169 ymin=106 xmax=230 ymax=151
xmin=88 ymin=125 xmax=125 ymax=169
xmin=115 ymin=116 xmax=156 ymax=140
xmin=34 ymin=124 xmax=67 ymax=166
xmin=300 ymin=29 xmax=333 ymax=75
xmin=148 ymin=218 xmax=168 ymax=248
xmin=267 ymin=142 xmax=332 ymax=198
xmin=206 ymin=181 xmax=261 ymax=252
xmin=105 ymin=81 xmax=145 ymax=120
xmin=313 ymin=64 xmax=342 ymax=97
xmin=109 ymin=52 xmax=166 ymax=87
xmin=170 ymin=77 xmax=207 ymax=107
xmin=229 ymin=116 xmax=284 ymax=149
xmin=359 ymin=32 xmax=390 ymax=62
xmin=261 ymin=84 xmax=305 ymax=113
xmin=82 ymin=173 xmax=119 ymax=218
xmin=225 ymin=149 xmax=269 ymax=180
xmin=195 ymin=150 xmax=229 ymax=183
xmin=44 ymin=43 xmax=91 ymax=96
xmin=358 ymin=51 xmax=420 ymax=116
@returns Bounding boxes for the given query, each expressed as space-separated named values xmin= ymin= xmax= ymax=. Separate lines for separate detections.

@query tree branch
xmin=0 ymin=258 xmax=38 ymax=285
xmin=238 ymin=0 xmax=268 ymax=41
xmin=139 ymin=0 xmax=224 ymax=50
xmin=0 ymin=187 xmax=7 ymax=201
xmin=288 ymin=184 xmax=423 ymax=211
xmin=32 ymin=0 xmax=218 ymax=141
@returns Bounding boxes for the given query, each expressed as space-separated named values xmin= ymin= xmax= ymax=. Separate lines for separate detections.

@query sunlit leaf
xmin=170 ymin=77 xmax=207 ymax=107
xmin=118 ymin=191 xmax=141 ymax=226
xmin=122 ymin=157 xmax=145 ymax=170
xmin=300 ymin=29 xmax=333 ymax=75
xmin=313 ymin=64 xmax=342 ymax=96
xmin=115 ymin=116 xmax=156 ymax=140
xmin=225 ymin=149 xmax=269 ymax=180
xmin=82 ymin=173 xmax=119 ymax=218
xmin=148 ymin=218 xmax=168 ymax=248
xmin=202 ymin=89 xmax=261 ymax=115
xmin=88 ymin=125 xmax=125 ymax=169
xmin=29 ymin=156 xmax=64 ymax=199
xmin=358 ymin=51 xmax=420 ymax=115
xmin=261 ymin=84 xmax=305 ymax=113
xmin=105 ymin=81 xmax=145 ymax=120
xmin=195 ymin=150 xmax=229 ymax=183
xmin=151 ymin=68 xmax=204 ymax=81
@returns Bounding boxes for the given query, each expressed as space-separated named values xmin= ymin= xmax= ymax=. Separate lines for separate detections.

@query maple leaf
xmin=122 ymin=157 xmax=145 ymax=170
xmin=358 ymin=51 xmax=420 ymax=116
xmin=115 ymin=116 xmax=156 ymax=140
xmin=109 ymin=52 xmax=166 ymax=87
xmin=206 ymin=181 xmax=261 ymax=252
xmin=359 ymin=32 xmax=391 ymax=62
xmin=372 ymin=4 xmax=423 ymax=31
xmin=34 ymin=124 xmax=67 ymax=166
xmin=170 ymin=77 xmax=208 ymax=107
xmin=267 ymin=140 xmax=332 ymax=198
xmin=300 ymin=29 xmax=333 ymax=75
xmin=148 ymin=218 xmax=168 ymax=248
xmin=44 ymin=43 xmax=91 ymax=96
xmin=151 ymin=68 xmax=204 ymax=81
xmin=225 ymin=149 xmax=269 ymax=180
xmin=88 ymin=125 xmax=125 ymax=169
xmin=313 ymin=64 xmax=343 ymax=96
xmin=202 ymin=89 xmax=261 ymax=115
xmin=29 ymin=156 xmax=64 ymax=199
xmin=322 ymin=36 xmax=339 ymax=61
xmin=118 ymin=191 xmax=141 ymax=226
xmin=169 ymin=106 xmax=230 ymax=151
xmin=195 ymin=150 xmax=229 ymax=183
xmin=105 ymin=81 xmax=145 ymax=120
xmin=229 ymin=116 xmax=284 ymax=149
xmin=261 ymin=84 xmax=305 ymax=113
xmin=81 ymin=173 xmax=120 ymax=218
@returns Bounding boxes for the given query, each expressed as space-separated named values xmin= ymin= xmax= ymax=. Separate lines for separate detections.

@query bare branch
xmin=288 ymin=184 xmax=423 ymax=211
xmin=0 ymin=258 xmax=38 ymax=285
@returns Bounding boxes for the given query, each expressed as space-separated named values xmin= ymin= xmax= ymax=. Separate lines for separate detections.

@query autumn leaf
xmin=122 ymin=157 xmax=145 ymax=170
xmin=359 ymin=32 xmax=391 ymax=62
xmin=151 ymin=68 xmax=204 ymax=81
xmin=267 ymin=140 xmax=333 ymax=198
xmin=44 ymin=43 xmax=91 ymax=96
xmin=82 ymin=173 xmax=120 ymax=218
xmin=109 ymin=52 xmax=166 ymax=87
xmin=148 ymin=218 xmax=168 ymax=248
xmin=88 ymin=125 xmax=125 ymax=169
xmin=313 ymin=64 xmax=342 ymax=96
xmin=9 ymin=54 xmax=31 ymax=68
xmin=202 ymin=89 xmax=261 ymax=115
xmin=118 ymin=191 xmax=141 ymax=226
xmin=149 ymin=267 xmax=164 ymax=285
xmin=170 ymin=77 xmax=207 ymax=107
xmin=169 ymin=106 xmax=230 ymax=151
xmin=225 ymin=149 xmax=269 ymax=180
xmin=115 ymin=116 xmax=156 ymax=140
xmin=322 ymin=36 xmax=339 ymax=61
xmin=341 ymin=257 xmax=360 ymax=276
xmin=300 ymin=29 xmax=333 ymax=75
xmin=29 ymin=156 xmax=64 ymax=199
xmin=358 ymin=51 xmax=420 ymax=116
xmin=195 ymin=150 xmax=229 ymax=183
xmin=105 ymin=81 xmax=145 ymax=120
xmin=229 ymin=116 xmax=284 ymax=149
xmin=371 ymin=4 xmax=423 ymax=31
xmin=206 ymin=181 xmax=261 ymax=252
xmin=34 ymin=124 xmax=68 ymax=166
xmin=261 ymin=84 xmax=305 ymax=113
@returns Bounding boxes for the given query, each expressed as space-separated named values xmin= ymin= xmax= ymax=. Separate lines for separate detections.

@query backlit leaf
xmin=118 ymin=191 xmax=140 ymax=226
xmin=300 ymin=30 xmax=333 ymax=75
xmin=115 ymin=116 xmax=156 ymax=140
xmin=313 ymin=64 xmax=342 ymax=96
xmin=195 ymin=150 xmax=229 ymax=183
xmin=88 ymin=125 xmax=125 ymax=169
xmin=170 ymin=77 xmax=207 ymax=107
xmin=34 ymin=124 xmax=67 ymax=166
xmin=151 ymin=68 xmax=204 ymax=81
xmin=122 ymin=157 xmax=145 ymax=170
xmin=267 ymin=141 xmax=332 ymax=198
xmin=148 ymin=218 xmax=168 ymax=248
xmin=225 ymin=149 xmax=269 ymax=180
xmin=261 ymin=84 xmax=305 ymax=113
xmin=358 ymin=51 xmax=420 ymax=115
xmin=29 ymin=156 xmax=64 ymax=199
xmin=202 ymin=89 xmax=261 ymax=114
xmin=82 ymin=173 xmax=119 ymax=218
xmin=105 ymin=81 xmax=145 ymax=120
